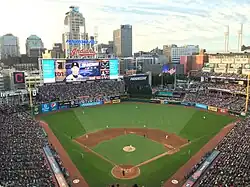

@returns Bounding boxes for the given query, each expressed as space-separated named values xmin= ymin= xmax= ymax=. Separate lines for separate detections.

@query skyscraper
xmin=0 ymin=34 xmax=20 ymax=60
xmin=62 ymin=6 xmax=87 ymax=58
xmin=26 ymin=35 xmax=45 ymax=57
xmin=113 ymin=25 xmax=132 ymax=57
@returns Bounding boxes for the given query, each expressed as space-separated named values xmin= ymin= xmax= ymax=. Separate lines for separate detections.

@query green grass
xmin=40 ymin=102 xmax=235 ymax=187
xmin=93 ymin=134 xmax=167 ymax=165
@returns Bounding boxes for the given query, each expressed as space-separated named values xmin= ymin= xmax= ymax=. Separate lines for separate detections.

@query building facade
xmin=0 ymin=34 xmax=20 ymax=60
xmin=171 ymin=45 xmax=199 ymax=64
xmin=113 ymin=25 xmax=132 ymax=57
xmin=49 ymin=43 xmax=65 ymax=58
xmin=180 ymin=50 xmax=208 ymax=74
xmin=26 ymin=35 xmax=45 ymax=57
xmin=203 ymin=53 xmax=250 ymax=75
xmin=0 ymin=74 xmax=4 ymax=91
xmin=163 ymin=44 xmax=177 ymax=63
xmin=62 ymin=6 xmax=88 ymax=58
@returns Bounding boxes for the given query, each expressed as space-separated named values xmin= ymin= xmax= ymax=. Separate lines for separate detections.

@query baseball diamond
xmin=39 ymin=102 xmax=234 ymax=187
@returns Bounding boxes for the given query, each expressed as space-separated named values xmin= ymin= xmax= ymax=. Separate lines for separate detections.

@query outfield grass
xmin=93 ymin=134 xmax=167 ymax=165
xmin=41 ymin=103 xmax=234 ymax=187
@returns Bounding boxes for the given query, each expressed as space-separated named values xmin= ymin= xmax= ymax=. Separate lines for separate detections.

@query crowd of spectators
xmin=0 ymin=105 xmax=56 ymax=187
xmin=35 ymin=81 xmax=124 ymax=104
xmin=202 ymin=82 xmax=246 ymax=93
xmin=197 ymin=117 xmax=250 ymax=186
xmin=184 ymin=91 xmax=246 ymax=113
xmin=199 ymin=72 xmax=248 ymax=79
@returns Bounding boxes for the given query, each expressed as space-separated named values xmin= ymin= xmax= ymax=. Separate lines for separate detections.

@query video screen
xmin=41 ymin=59 xmax=119 ymax=83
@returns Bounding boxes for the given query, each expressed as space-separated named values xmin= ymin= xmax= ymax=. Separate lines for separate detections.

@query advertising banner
xmin=110 ymin=96 xmax=120 ymax=100
xmin=80 ymin=101 xmax=103 ymax=107
xmin=70 ymin=100 xmax=79 ymax=108
xmin=150 ymin=99 xmax=161 ymax=104
xmin=168 ymin=101 xmax=181 ymax=105
xmin=58 ymin=101 xmax=70 ymax=109
xmin=183 ymin=150 xmax=220 ymax=187
xmin=13 ymin=72 xmax=25 ymax=84
xmin=164 ymin=100 xmax=168 ymax=104
xmin=120 ymin=95 xmax=128 ymax=100
xmin=104 ymin=101 xmax=111 ymax=104
xmin=41 ymin=103 xmax=50 ymax=113
xmin=112 ymin=99 xmax=120 ymax=104
xmin=208 ymin=106 xmax=217 ymax=112
xmin=33 ymin=105 xmax=40 ymax=115
xmin=181 ymin=102 xmax=191 ymax=106
xmin=43 ymin=146 xmax=68 ymax=187
xmin=218 ymin=108 xmax=228 ymax=114
xmin=195 ymin=103 xmax=208 ymax=110
xmin=50 ymin=102 xmax=58 ymax=111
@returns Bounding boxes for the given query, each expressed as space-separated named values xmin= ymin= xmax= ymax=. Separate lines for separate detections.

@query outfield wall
xmin=32 ymin=94 xmax=245 ymax=117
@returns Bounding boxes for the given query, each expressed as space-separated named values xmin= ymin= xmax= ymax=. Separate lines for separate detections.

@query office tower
xmin=0 ymin=33 xmax=20 ymax=60
xmin=113 ymin=25 xmax=132 ymax=57
xmin=171 ymin=45 xmax=199 ymax=64
xmin=26 ymin=35 xmax=45 ymax=57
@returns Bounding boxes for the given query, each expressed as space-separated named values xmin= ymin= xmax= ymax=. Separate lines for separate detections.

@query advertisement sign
xmin=66 ymin=39 xmax=97 ymax=45
xmin=50 ymin=102 xmax=58 ymax=111
xmin=183 ymin=150 xmax=220 ymax=187
xmin=58 ymin=101 xmax=70 ymax=109
xmin=157 ymin=91 xmax=173 ymax=97
xmin=218 ymin=108 xmax=228 ymax=114
xmin=104 ymin=101 xmax=111 ymax=104
xmin=181 ymin=102 xmax=190 ymax=106
xmin=110 ymin=96 xmax=120 ymax=100
xmin=150 ymin=99 xmax=161 ymax=104
xmin=195 ymin=103 xmax=207 ymax=110
xmin=70 ymin=48 xmax=96 ymax=57
xmin=42 ymin=59 xmax=56 ymax=83
xmin=80 ymin=101 xmax=103 ymax=107
xmin=41 ymin=103 xmax=50 ymax=113
xmin=55 ymin=60 xmax=66 ymax=82
xmin=13 ymin=72 xmax=25 ymax=84
xmin=112 ymin=99 xmax=120 ymax=104
xmin=33 ymin=105 xmax=40 ymax=115
xmin=70 ymin=100 xmax=79 ymax=108
xmin=208 ymin=106 xmax=217 ymax=112
xmin=43 ymin=146 xmax=69 ymax=187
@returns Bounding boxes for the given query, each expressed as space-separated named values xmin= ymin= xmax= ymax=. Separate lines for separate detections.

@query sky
xmin=1 ymin=0 xmax=250 ymax=54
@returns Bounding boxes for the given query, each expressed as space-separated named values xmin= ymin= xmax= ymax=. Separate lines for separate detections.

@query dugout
xmin=124 ymin=73 xmax=152 ymax=98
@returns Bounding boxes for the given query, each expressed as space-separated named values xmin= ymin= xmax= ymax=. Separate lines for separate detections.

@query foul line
xmin=73 ymin=140 xmax=119 ymax=167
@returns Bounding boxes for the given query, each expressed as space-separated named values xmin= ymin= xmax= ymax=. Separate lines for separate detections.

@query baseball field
xmin=40 ymin=102 xmax=234 ymax=187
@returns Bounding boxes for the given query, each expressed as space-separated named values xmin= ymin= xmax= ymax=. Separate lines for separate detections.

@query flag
xmin=162 ymin=64 xmax=169 ymax=73
xmin=168 ymin=68 xmax=176 ymax=75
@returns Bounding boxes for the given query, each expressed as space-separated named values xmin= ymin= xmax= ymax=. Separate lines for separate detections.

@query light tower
xmin=237 ymin=23 xmax=243 ymax=52
xmin=224 ymin=25 xmax=229 ymax=52
xmin=94 ymin=26 xmax=98 ymax=52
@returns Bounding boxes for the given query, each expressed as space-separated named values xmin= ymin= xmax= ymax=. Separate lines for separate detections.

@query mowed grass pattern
xmin=41 ymin=102 xmax=234 ymax=187
xmin=93 ymin=134 xmax=167 ymax=165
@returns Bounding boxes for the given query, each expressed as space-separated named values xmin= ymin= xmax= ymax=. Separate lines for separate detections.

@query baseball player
xmin=65 ymin=62 xmax=84 ymax=81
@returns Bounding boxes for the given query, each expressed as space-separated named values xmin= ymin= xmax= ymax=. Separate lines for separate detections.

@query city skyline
xmin=1 ymin=0 xmax=250 ymax=54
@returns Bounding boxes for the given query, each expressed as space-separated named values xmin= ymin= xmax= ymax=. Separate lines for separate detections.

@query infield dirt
xmin=75 ymin=128 xmax=188 ymax=149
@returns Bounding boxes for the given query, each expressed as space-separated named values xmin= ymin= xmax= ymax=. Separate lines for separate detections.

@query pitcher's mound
xmin=111 ymin=165 xmax=140 ymax=179
xmin=123 ymin=145 xmax=136 ymax=152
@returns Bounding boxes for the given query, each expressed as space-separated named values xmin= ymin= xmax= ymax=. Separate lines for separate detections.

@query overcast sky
xmin=1 ymin=0 xmax=250 ymax=53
